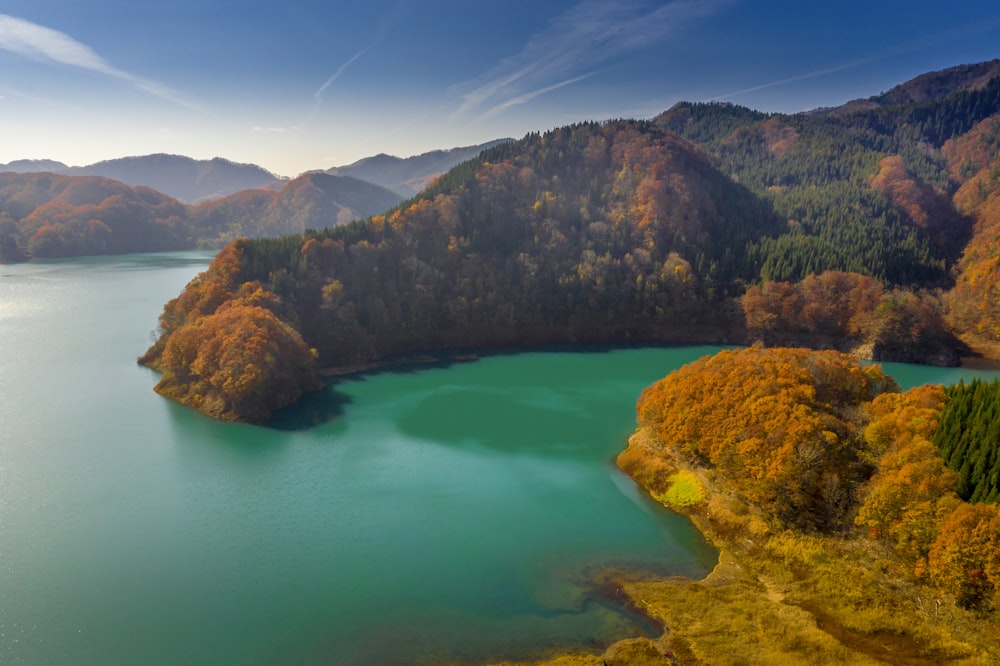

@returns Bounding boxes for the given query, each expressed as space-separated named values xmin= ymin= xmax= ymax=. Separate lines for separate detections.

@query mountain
xmin=192 ymin=173 xmax=403 ymax=240
xmin=74 ymin=154 xmax=284 ymax=203
xmin=1 ymin=154 xmax=285 ymax=203
xmin=0 ymin=171 xmax=402 ymax=262
xmin=812 ymin=59 xmax=1000 ymax=115
xmin=1 ymin=159 xmax=71 ymax=173
xmin=872 ymin=58 xmax=1000 ymax=105
xmin=140 ymin=60 xmax=1000 ymax=423
xmin=325 ymin=139 xmax=512 ymax=197
xmin=0 ymin=173 xmax=191 ymax=260
xmin=655 ymin=62 xmax=1000 ymax=357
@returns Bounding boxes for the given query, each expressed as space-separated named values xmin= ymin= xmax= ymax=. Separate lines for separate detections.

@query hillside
xmin=326 ymin=139 xmax=511 ymax=197
xmin=0 ymin=172 xmax=402 ymax=262
xmin=656 ymin=62 xmax=1000 ymax=358
xmin=191 ymin=173 xmax=402 ymax=241
xmin=1 ymin=154 xmax=283 ymax=203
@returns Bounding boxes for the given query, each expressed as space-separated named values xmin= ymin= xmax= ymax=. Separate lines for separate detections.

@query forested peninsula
xmin=141 ymin=61 xmax=1000 ymax=423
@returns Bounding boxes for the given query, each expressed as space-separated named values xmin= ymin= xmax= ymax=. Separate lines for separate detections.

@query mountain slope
xmin=74 ymin=154 xmax=283 ymax=203
xmin=192 ymin=173 xmax=403 ymax=240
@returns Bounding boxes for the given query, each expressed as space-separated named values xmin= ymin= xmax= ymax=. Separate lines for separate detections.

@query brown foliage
xmin=155 ymin=294 xmax=320 ymax=423
xmin=742 ymin=271 xmax=955 ymax=362
xmin=855 ymin=386 xmax=958 ymax=561
xmin=928 ymin=502 xmax=1000 ymax=610
xmin=946 ymin=149 xmax=1000 ymax=344
xmin=870 ymin=156 xmax=952 ymax=230
xmin=636 ymin=347 xmax=897 ymax=531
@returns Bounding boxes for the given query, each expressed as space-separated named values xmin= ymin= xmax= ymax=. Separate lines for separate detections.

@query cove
xmin=2 ymin=253 xmax=1000 ymax=665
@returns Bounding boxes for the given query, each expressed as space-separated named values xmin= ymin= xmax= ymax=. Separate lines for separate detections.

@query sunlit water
xmin=1 ymin=253 xmax=997 ymax=665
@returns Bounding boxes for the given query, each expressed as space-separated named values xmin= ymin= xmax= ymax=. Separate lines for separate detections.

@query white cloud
xmin=450 ymin=0 xmax=735 ymax=122
xmin=0 ymin=13 xmax=195 ymax=108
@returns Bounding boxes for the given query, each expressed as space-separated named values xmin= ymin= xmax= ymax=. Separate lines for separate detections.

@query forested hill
xmin=610 ymin=346 xmax=1000 ymax=662
xmin=140 ymin=120 xmax=782 ymax=421
xmin=657 ymin=63 xmax=1000 ymax=357
xmin=0 ymin=172 xmax=402 ymax=262
xmin=655 ymin=73 xmax=1000 ymax=285
xmin=141 ymin=61 xmax=1000 ymax=422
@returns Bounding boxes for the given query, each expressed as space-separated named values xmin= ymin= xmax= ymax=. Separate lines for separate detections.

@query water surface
xmin=1 ymin=253 xmax=718 ymax=665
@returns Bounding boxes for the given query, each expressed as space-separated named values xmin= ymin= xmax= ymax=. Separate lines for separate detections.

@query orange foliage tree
xmin=928 ymin=502 xmax=1000 ymax=610
xmin=855 ymin=386 xmax=959 ymax=561
xmin=635 ymin=346 xmax=898 ymax=531
xmin=155 ymin=297 xmax=320 ymax=423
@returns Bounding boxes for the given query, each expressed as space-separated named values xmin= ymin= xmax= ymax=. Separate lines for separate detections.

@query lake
xmin=1 ymin=253 xmax=997 ymax=665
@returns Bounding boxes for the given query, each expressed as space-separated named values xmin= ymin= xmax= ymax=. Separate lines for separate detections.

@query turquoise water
xmin=1 ymin=253 xmax=998 ymax=665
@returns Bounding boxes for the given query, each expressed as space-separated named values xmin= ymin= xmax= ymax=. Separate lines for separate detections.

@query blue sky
xmin=1 ymin=0 xmax=998 ymax=176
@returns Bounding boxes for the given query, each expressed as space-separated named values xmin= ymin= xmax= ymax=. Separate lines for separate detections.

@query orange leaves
xmin=870 ymin=156 xmax=940 ymax=228
xmin=636 ymin=347 xmax=897 ymax=531
xmin=927 ymin=502 xmax=1000 ymax=609
xmin=855 ymin=385 xmax=969 ymax=576
xmin=155 ymin=296 xmax=320 ymax=422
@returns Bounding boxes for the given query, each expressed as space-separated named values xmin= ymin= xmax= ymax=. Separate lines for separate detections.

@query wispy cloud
xmin=706 ymin=17 xmax=1000 ymax=106
xmin=705 ymin=60 xmax=872 ymax=103
xmin=300 ymin=1 xmax=414 ymax=127
xmin=301 ymin=45 xmax=373 ymax=125
xmin=450 ymin=0 xmax=734 ymax=122
xmin=0 ymin=13 xmax=196 ymax=108
xmin=481 ymin=73 xmax=596 ymax=119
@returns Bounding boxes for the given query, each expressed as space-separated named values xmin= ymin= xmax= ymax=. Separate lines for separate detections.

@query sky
xmin=1 ymin=1 xmax=999 ymax=177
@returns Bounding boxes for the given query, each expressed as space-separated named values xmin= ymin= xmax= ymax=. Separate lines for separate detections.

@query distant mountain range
xmin=0 ymin=139 xmax=512 ymax=204
xmin=0 ymin=154 xmax=283 ymax=203
xmin=325 ymin=139 xmax=512 ymax=197
xmin=0 ymin=171 xmax=402 ymax=261
xmin=0 ymin=140 xmax=513 ymax=260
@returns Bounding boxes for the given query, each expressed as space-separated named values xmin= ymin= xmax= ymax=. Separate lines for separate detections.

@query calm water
xmin=1 ymin=253 xmax=998 ymax=665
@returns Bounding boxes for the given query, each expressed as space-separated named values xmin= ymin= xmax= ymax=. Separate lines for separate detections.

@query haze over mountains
xmin=0 ymin=139 xmax=514 ymax=261
xmin=0 ymin=139 xmax=510 ymax=204
xmin=324 ymin=139 xmax=512 ymax=197
xmin=0 ymin=155 xmax=282 ymax=203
